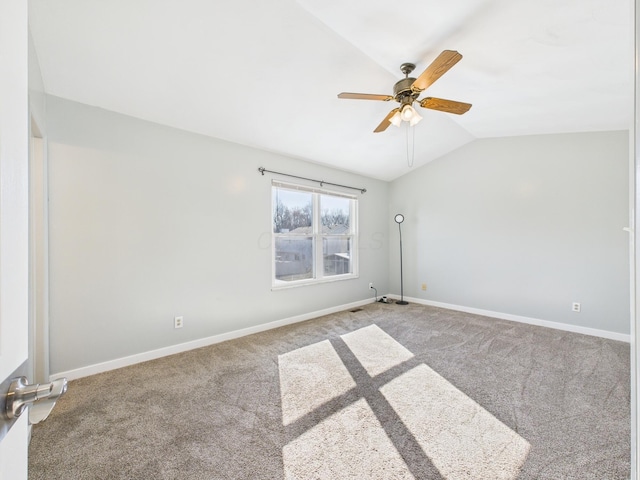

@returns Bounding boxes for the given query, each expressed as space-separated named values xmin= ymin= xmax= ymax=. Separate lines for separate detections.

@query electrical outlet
xmin=421 ymin=283 xmax=427 ymax=291
xmin=174 ymin=316 xmax=184 ymax=328
xmin=572 ymin=303 xmax=581 ymax=313
xmin=369 ymin=283 xmax=374 ymax=289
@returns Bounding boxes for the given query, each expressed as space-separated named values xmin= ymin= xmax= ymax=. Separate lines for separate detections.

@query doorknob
xmin=4 ymin=377 xmax=67 ymax=423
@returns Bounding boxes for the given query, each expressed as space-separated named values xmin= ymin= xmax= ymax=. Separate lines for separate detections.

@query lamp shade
xmin=400 ymin=105 xmax=416 ymax=121
xmin=409 ymin=111 xmax=423 ymax=126
xmin=390 ymin=111 xmax=402 ymax=127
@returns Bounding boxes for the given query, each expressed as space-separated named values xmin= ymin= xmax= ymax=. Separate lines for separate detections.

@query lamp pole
xmin=394 ymin=214 xmax=408 ymax=305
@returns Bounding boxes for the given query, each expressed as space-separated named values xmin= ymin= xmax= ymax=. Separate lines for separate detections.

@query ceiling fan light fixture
xmin=390 ymin=111 xmax=402 ymax=127
xmin=400 ymin=104 xmax=416 ymax=121
xmin=409 ymin=110 xmax=423 ymax=126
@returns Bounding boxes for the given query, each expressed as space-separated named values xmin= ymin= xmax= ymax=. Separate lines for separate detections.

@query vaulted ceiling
xmin=29 ymin=0 xmax=633 ymax=181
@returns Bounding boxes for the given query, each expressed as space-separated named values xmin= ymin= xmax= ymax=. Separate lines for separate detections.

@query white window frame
xmin=271 ymin=180 xmax=358 ymax=289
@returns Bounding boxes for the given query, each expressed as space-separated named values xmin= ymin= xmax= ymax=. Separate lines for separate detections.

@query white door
xmin=0 ymin=0 xmax=31 ymax=478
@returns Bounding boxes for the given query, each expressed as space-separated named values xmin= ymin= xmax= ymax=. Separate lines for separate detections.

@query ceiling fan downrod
xmin=399 ymin=63 xmax=416 ymax=77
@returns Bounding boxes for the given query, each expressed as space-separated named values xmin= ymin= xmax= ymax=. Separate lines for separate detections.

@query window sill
xmin=271 ymin=274 xmax=359 ymax=290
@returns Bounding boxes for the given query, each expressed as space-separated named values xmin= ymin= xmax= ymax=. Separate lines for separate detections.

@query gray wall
xmin=389 ymin=131 xmax=630 ymax=334
xmin=46 ymin=95 xmax=389 ymax=374
xmin=46 ymin=95 xmax=630 ymax=374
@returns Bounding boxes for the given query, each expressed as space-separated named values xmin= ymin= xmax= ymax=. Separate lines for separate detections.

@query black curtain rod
xmin=258 ymin=167 xmax=366 ymax=194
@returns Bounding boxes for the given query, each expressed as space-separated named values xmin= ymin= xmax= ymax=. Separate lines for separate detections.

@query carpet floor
xmin=29 ymin=302 xmax=630 ymax=479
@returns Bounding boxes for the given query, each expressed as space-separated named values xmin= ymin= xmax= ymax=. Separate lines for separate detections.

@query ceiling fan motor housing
xmin=393 ymin=77 xmax=420 ymax=104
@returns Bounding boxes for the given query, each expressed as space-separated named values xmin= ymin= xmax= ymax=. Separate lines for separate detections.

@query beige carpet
xmin=29 ymin=302 xmax=630 ymax=479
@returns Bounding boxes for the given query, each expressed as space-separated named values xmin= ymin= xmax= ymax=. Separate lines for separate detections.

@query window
xmin=272 ymin=181 xmax=357 ymax=287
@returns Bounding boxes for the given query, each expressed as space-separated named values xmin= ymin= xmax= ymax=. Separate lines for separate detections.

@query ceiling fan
xmin=338 ymin=50 xmax=472 ymax=133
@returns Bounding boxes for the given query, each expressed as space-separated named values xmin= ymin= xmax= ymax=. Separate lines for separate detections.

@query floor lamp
xmin=394 ymin=214 xmax=408 ymax=305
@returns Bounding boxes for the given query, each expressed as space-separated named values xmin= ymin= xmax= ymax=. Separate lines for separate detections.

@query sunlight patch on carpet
xmin=279 ymin=324 xmax=530 ymax=479
xmin=341 ymin=324 xmax=414 ymax=377
xmin=380 ymin=364 xmax=530 ymax=479
xmin=278 ymin=339 xmax=356 ymax=426
xmin=282 ymin=398 xmax=414 ymax=479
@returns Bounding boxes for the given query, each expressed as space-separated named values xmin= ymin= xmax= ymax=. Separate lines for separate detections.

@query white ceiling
xmin=28 ymin=0 xmax=633 ymax=181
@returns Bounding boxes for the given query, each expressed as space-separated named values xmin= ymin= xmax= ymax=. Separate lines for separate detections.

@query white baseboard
xmin=51 ymin=297 xmax=375 ymax=381
xmin=52 ymin=295 xmax=629 ymax=382
xmin=387 ymin=295 xmax=630 ymax=343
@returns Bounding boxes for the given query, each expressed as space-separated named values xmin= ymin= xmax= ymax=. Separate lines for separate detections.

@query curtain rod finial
xmin=258 ymin=167 xmax=265 ymax=176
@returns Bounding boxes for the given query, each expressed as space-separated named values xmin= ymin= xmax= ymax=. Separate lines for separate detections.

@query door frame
xmin=632 ymin=1 xmax=639 ymax=477
xmin=29 ymin=119 xmax=49 ymax=385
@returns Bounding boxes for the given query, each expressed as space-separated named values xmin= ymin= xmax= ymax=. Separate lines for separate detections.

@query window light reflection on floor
xmin=278 ymin=324 xmax=530 ymax=480
xmin=278 ymin=339 xmax=356 ymax=427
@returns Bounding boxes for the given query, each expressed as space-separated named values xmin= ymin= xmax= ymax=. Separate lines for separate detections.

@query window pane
xmin=273 ymin=188 xmax=313 ymax=234
xmin=320 ymin=195 xmax=350 ymax=234
xmin=323 ymin=237 xmax=352 ymax=276
xmin=275 ymin=237 xmax=314 ymax=281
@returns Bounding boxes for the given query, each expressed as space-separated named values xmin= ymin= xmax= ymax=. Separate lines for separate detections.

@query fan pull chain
xmin=406 ymin=123 xmax=415 ymax=168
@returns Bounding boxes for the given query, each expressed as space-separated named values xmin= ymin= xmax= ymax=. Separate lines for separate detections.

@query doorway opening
xmin=29 ymin=116 xmax=49 ymax=384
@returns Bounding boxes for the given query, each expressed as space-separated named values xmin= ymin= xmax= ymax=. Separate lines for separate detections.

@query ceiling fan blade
xmin=419 ymin=97 xmax=472 ymax=115
xmin=374 ymin=108 xmax=400 ymax=133
xmin=338 ymin=92 xmax=394 ymax=101
xmin=411 ymin=50 xmax=463 ymax=93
